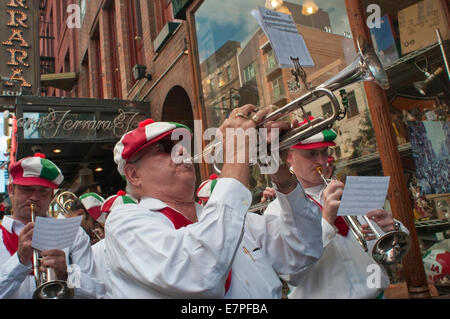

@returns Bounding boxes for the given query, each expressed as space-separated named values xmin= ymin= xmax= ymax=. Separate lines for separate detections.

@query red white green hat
xmin=114 ymin=119 xmax=192 ymax=175
xmin=100 ymin=190 xmax=137 ymax=221
xmin=79 ymin=192 xmax=105 ymax=222
xmin=291 ymin=117 xmax=337 ymax=150
xmin=9 ymin=153 xmax=63 ymax=189
xmin=196 ymin=174 xmax=219 ymax=201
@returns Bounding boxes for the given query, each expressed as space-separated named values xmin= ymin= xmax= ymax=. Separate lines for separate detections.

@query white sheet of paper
xmin=251 ymin=7 xmax=315 ymax=68
xmin=337 ymin=176 xmax=390 ymax=216
xmin=32 ymin=215 xmax=82 ymax=251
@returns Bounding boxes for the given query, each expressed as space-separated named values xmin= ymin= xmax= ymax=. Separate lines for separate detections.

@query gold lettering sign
xmin=1 ymin=0 xmax=37 ymax=95
xmin=17 ymin=108 xmax=142 ymax=139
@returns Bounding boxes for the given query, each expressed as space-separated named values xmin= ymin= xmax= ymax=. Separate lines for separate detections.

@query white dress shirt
xmin=0 ymin=216 xmax=105 ymax=299
xmin=104 ymin=178 xmax=322 ymax=298
xmin=273 ymin=184 xmax=408 ymax=299
xmin=92 ymin=239 xmax=112 ymax=299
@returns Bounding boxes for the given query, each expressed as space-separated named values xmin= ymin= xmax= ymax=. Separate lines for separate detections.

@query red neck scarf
xmin=158 ymin=206 xmax=232 ymax=294
xmin=1 ymin=224 xmax=20 ymax=256
xmin=306 ymin=194 xmax=349 ymax=237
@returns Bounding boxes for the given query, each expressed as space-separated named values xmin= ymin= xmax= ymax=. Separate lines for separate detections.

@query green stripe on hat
xmin=40 ymin=158 xmax=61 ymax=181
xmin=122 ymin=195 xmax=136 ymax=204
xmin=322 ymin=129 xmax=337 ymax=142
xmin=168 ymin=122 xmax=192 ymax=133
xmin=210 ymin=178 xmax=218 ymax=192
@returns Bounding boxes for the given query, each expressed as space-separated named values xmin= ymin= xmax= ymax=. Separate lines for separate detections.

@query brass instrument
xmin=315 ymin=167 xmax=411 ymax=266
xmin=49 ymin=191 xmax=78 ymax=218
xmin=51 ymin=191 xmax=104 ymax=244
xmin=183 ymin=39 xmax=389 ymax=171
xmin=248 ymin=201 xmax=271 ymax=214
xmin=30 ymin=203 xmax=74 ymax=299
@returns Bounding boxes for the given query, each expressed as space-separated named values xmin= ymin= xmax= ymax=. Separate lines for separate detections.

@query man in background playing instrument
xmin=104 ymin=104 xmax=323 ymax=298
xmin=0 ymin=154 xmax=105 ymax=298
xmin=264 ymin=119 xmax=409 ymax=298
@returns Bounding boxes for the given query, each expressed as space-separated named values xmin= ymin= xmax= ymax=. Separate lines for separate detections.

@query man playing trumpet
xmin=264 ymin=118 xmax=409 ymax=299
xmin=0 ymin=153 xmax=105 ymax=298
xmin=104 ymin=105 xmax=323 ymax=298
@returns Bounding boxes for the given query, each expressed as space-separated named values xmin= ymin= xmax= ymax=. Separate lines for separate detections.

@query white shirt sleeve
xmin=68 ymin=228 xmax=106 ymax=299
xmin=248 ymin=182 xmax=323 ymax=276
xmin=0 ymin=252 xmax=32 ymax=298
xmin=105 ymin=178 xmax=251 ymax=298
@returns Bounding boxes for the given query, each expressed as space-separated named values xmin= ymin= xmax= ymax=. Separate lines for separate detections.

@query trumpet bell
xmin=372 ymin=230 xmax=411 ymax=266
xmin=33 ymin=280 xmax=74 ymax=299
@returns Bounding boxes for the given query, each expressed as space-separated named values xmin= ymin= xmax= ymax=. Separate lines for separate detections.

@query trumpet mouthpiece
xmin=315 ymin=166 xmax=323 ymax=175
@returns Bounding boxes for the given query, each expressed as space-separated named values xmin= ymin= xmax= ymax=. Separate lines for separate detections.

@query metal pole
xmin=344 ymin=0 xmax=431 ymax=299
xmin=436 ymin=28 xmax=450 ymax=81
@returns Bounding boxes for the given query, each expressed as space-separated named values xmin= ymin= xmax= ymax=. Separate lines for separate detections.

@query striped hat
xmin=196 ymin=174 xmax=219 ymax=201
xmin=79 ymin=192 xmax=105 ymax=222
xmin=100 ymin=190 xmax=137 ymax=221
xmin=291 ymin=117 xmax=337 ymax=150
xmin=114 ymin=119 xmax=192 ymax=176
xmin=9 ymin=153 xmax=63 ymax=189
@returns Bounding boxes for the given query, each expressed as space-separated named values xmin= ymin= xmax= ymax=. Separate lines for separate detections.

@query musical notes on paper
xmin=251 ymin=6 xmax=315 ymax=68
xmin=31 ymin=216 xmax=82 ymax=251
xmin=337 ymin=176 xmax=390 ymax=216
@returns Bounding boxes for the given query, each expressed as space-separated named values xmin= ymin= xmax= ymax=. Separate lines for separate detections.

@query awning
xmin=40 ymin=72 xmax=78 ymax=91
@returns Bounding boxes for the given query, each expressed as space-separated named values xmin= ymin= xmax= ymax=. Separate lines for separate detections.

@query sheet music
xmin=32 ymin=216 xmax=82 ymax=251
xmin=337 ymin=176 xmax=390 ymax=216
xmin=251 ymin=6 xmax=315 ymax=68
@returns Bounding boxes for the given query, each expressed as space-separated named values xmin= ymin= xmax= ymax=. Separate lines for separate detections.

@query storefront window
xmin=196 ymin=0 xmax=450 ymax=295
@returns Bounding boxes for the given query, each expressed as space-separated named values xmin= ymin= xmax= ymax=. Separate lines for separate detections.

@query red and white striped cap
xmin=196 ymin=174 xmax=219 ymax=202
xmin=100 ymin=190 xmax=137 ymax=220
xmin=113 ymin=119 xmax=192 ymax=176
xmin=291 ymin=117 xmax=337 ymax=150
xmin=9 ymin=153 xmax=63 ymax=189
xmin=79 ymin=192 xmax=105 ymax=222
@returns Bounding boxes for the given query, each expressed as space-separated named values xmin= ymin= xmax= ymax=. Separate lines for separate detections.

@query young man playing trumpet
xmin=0 ymin=154 xmax=105 ymax=298
xmin=264 ymin=119 xmax=409 ymax=299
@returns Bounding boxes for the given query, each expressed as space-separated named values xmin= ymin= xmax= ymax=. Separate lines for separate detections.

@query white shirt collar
xmin=1 ymin=215 xmax=25 ymax=235
xmin=305 ymin=184 xmax=325 ymax=204
xmin=139 ymin=197 xmax=203 ymax=218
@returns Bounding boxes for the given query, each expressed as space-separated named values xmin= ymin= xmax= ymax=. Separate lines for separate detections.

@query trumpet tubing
xmin=30 ymin=203 xmax=74 ymax=299
xmin=186 ymin=39 xmax=389 ymax=172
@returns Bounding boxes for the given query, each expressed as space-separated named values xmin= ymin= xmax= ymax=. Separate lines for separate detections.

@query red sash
xmin=158 ymin=206 xmax=232 ymax=294
xmin=1 ymin=224 xmax=34 ymax=273
xmin=306 ymin=194 xmax=349 ymax=237
xmin=1 ymin=224 xmax=19 ymax=256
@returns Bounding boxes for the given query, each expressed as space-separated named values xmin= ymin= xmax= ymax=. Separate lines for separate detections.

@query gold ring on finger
xmin=251 ymin=114 xmax=260 ymax=123
xmin=235 ymin=112 xmax=248 ymax=119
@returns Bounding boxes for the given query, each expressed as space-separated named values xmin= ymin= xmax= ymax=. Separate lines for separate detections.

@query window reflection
xmin=195 ymin=0 xmax=373 ymax=202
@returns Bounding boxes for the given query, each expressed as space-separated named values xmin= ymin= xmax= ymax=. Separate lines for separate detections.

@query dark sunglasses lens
xmin=160 ymin=139 xmax=176 ymax=153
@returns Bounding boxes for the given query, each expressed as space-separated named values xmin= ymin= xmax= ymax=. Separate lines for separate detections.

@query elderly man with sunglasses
xmin=102 ymin=105 xmax=323 ymax=298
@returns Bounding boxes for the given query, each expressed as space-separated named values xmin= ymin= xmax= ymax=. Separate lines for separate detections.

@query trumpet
xmin=30 ymin=203 xmax=74 ymax=299
xmin=183 ymin=38 xmax=389 ymax=171
xmin=315 ymin=167 xmax=411 ymax=266
xmin=248 ymin=201 xmax=271 ymax=214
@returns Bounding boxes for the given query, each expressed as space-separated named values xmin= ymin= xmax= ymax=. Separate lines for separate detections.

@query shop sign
xmin=0 ymin=0 xmax=38 ymax=96
xmin=16 ymin=108 xmax=142 ymax=140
